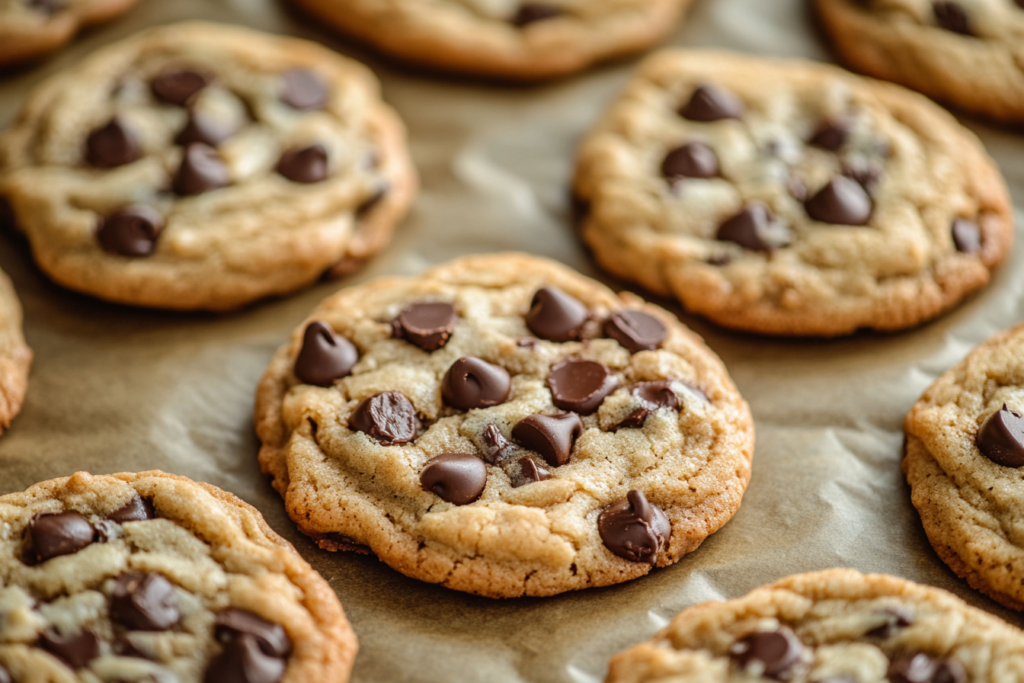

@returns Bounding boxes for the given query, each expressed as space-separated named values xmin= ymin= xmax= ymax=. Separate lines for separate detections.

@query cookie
xmin=573 ymin=50 xmax=1012 ymax=336
xmin=606 ymin=568 xmax=1024 ymax=683
xmin=255 ymin=253 xmax=754 ymax=598
xmin=291 ymin=0 xmax=695 ymax=81
xmin=0 ymin=0 xmax=139 ymax=67
xmin=0 ymin=470 xmax=356 ymax=682
xmin=0 ymin=268 xmax=31 ymax=435
xmin=0 ymin=22 xmax=416 ymax=311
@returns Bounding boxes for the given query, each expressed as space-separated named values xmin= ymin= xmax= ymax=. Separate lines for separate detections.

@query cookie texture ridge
xmin=290 ymin=0 xmax=695 ymax=81
xmin=605 ymin=568 xmax=1024 ymax=682
xmin=0 ymin=470 xmax=356 ymax=682
xmin=0 ymin=21 xmax=417 ymax=311
xmin=573 ymin=50 xmax=1012 ymax=336
xmin=255 ymin=253 xmax=754 ymax=598
xmin=0 ymin=0 xmax=139 ymax=67
xmin=0 ymin=268 xmax=31 ymax=434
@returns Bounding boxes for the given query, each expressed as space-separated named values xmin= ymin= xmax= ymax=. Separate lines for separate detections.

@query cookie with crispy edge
xmin=0 ymin=0 xmax=139 ymax=68
xmin=0 ymin=268 xmax=31 ymax=434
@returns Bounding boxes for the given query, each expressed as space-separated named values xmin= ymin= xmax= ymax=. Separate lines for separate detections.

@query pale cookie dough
xmin=0 ymin=22 xmax=417 ymax=311
xmin=573 ymin=50 xmax=1012 ymax=336
xmin=0 ymin=470 xmax=356 ymax=683
xmin=291 ymin=0 xmax=695 ymax=81
xmin=255 ymin=253 xmax=754 ymax=598
xmin=815 ymin=0 xmax=1024 ymax=124
xmin=0 ymin=269 xmax=31 ymax=435
xmin=0 ymin=0 xmax=139 ymax=67
xmin=606 ymin=569 xmax=1024 ymax=683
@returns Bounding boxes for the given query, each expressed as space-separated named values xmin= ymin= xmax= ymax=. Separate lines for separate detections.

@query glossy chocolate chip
xmin=511 ymin=3 xmax=563 ymax=25
xmin=215 ymin=609 xmax=292 ymax=658
xmin=680 ymin=85 xmax=744 ymax=122
xmin=516 ymin=457 xmax=550 ymax=486
xmin=420 ymin=453 xmax=488 ymax=505
xmin=976 ymin=404 xmax=1024 ymax=467
xmin=26 ymin=511 xmax=94 ymax=564
xmin=525 ymin=287 xmax=588 ymax=342
xmin=349 ymin=392 xmax=420 ymax=445
xmin=512 ymin=413 xmax=583 ymax=467
xmin=442 ymin=357 xmax=511 ymax=410
xmin=617 ymin=380 xmax=682 ymax=429
xmin=605 ymin=311 xmax=667 ymax=353
xmin=173 ymin=143 xmax=231 ymax=196
xmin=661 ymin=142 xmax=719 ymax=180
xmin=281 ymin=68 xmax=328 ymax=110
xmin=110 ymin=572 xmax=180 ymax=631
xmin=933 ymin=2 xmax=972 ymax=35
xmin=276 ymin=144 xmax=329 ymax=184
xmin=108 ymin=495 xmax=156 ymax=523
xmin=97 ymin=206 xmax=164 ymax=257
xmin=888 ymin=654 xmax=967 ymax=683
xmin=205 ymin=633 xmax=286 ymax=683
xmin=152 ymin=70 xmax=210 ymax=106
xmin=866 ymin=606 xmax=914 ymax=638
xmin=547 ymin=360 xmax=618 ymax=415
xmin=597 ymin=489 xmax=671 ymax=565
xmin=176 ymin=110 xmax=236 ymax=147
xmin=729 ymin=627 xmax=804 ymax=678
xmin=86 ymin=117 xmax=141 ymax=168
xmin=952 ymin=218 xmax=981 ymax=254
xmin=809 ymin=118 xmax=852 ymax=150
xmin=39 ymin=629 xmax=100 ymax=669
xmin=805 ymin=175 xmax=872 ymax=225
xmin=396 ymin=302 xmax=457 ymax=351
xmin=717 ymin=203 xmax=792 ymax=252
xmin=294 ymin=321 xmax=358 ymax=387
xmin=482 ymin=424 xmax=517 ymax=465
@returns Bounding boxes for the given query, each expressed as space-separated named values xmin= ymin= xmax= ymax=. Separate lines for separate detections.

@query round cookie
xmin=0 ymin=268 xmax=31 ymax=435
xmin=0 ymin=470 xmax=357 ymax=682
xmin=255 ymin=253 xmax=754 ymax=598
xmin=605 ymin=569 xmax=1024 ymax=682
xmin=290 ymin=0 xmax=695 ymax=81
xmin=815 ymin=0 xmax=1024 ymax=124
xmin=0 ymin=0 xmax=139 ymax=67
xmin=0 ymin=22 xmax=417 ymax=311
xmin=573 ymin=50 xmax=1012 ymax=337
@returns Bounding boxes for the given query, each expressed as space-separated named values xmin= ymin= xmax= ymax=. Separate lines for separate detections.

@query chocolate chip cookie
xmin=290 ymin=0 xmax=695 ymax=81
xmin=0 ymin=470 xmax=356 ymax=682
xmin=573 ymin=50 xmax=1012 ymax=336
xmin=903 ymin=322 xmax=1024 ymax=611
xmin=0 ymin=268 xmax=31 ymax=435
xmin=255 ymin=253 xmax=754 ymax=598
xmin=0 ymin=22 xmax=416 ymax=311
xmin=816 ymin=0 xmax=1024 ymax=123
xmin=606 ymin=569 xmax=1024 ymax=683
xmin=0 ymin=0 xmax=139 ymax=67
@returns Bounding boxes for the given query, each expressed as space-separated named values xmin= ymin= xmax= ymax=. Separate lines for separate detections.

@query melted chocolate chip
xmin=605 ymin=311 xmax=667 ymax=353
xmin=441 ymin=357 xmax=512 ymax=410
xmin=525 ymin=287 xmax=589 ymax=342
xmin=176 ymin=110 xmax=236 ymax=147
xmin=717 ymin=203 xmax=792 ymax=252
xmin=26 ymin=511 xmax=94 ymax=564
xmin=866 ymin=606 xmax=914 ymax=638
xmin=976 ymin=404 xmax=1024 ymax=467
xmin=617 ymin=380 xmax=681 ymax=429
xmin=396 ymin=302 xmax=458 ymax=351
xmin=420 ymin=453 xmax=488 ymax=505
xmin=39 ymin=629 xmax=100 ymax=669
xmin=205 ymin=633 xmax=286 ymax=683
xmin=276 ymin=144 xmax=329 ymax=184
xmin=952 ymin=218 xmax=981 ymax=254
xmin=86 ymin=117 xmax=141 ymax=168
xmin=512 ymin=413 xmax=583 ymax=467
xmin=729 ymin=627 xmax=804 ymax=678
xmin=516 ymin=457 xmax=550 ymax=486
xmin=152 ymin=70 xmax=210 ymax=106
xmin=110 ymin=572 xmax=180 ymax=631
xmin=888 ymin=654 xmax=967 ymax=683
xmin=597 ymin=490 xmax=670 ymax=565
xmin=482 ymin=424 xmax=517 ymax=465
xmin=349 ymin=392 xmax=420 ymax=445
xmin=680 ymin=85 xmax=744 ymax=122
xmin=281 ymin=68 xmax=328 ymax=111
xmin=933 ymin=2 xmax=972 ymax=35
xmin=661 ymin=142 xmax=719 ymax=180
xmin=173 ymin=143 xmax=231 ymax=196
xmin=215 ymin=609 xmax=292 ymax=658
xmin=294 ymin=321 xmax=359 ymax=387
xmin=547 ymin=360 xmax=618 ymax=415
xmin=97 ymin=206 xmax=164 ymax=257
xmin=108 ymin=495 xmax=156 ymax=523
xmin=805 ymin=175 xmax=872 ymax=225
xmin=511 ymin=3 xmax=563 ymax=25
xmin=809 ymin=118 xmax=852 ymax=150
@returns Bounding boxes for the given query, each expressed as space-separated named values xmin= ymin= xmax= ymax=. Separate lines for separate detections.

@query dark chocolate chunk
xmin=97 ymin=206 xmax=164 ymax=257
xmin=441 ymin=357 xmax=511 ymax=410
xmin=281 ymin=68 xmax=328 ymax=111
xmin=108 ymin=495 xmax=156 ymax=523
xmin=680 ymin=85 xmax=744 ymax=122
xmin=597 ymin=489 xmax=671 ymax=565
xmin=866 ymin=606 xmax=914 ymax=638
xmin=39 ymin=629 xmax=100 ymax=669
xmin=420 ymin=453 xmax=488 ymax=505
xmin=26 ymin=511 xmax=94 ymax=564
xmin=976 ymin=404 xmax=1024 ymax=467
xmin=933 ymin=2 xmax=972 ymax=35
xmin=809 ymin=118 xmax=852 ymax=151
xmin=661 ymin=142 xmax=719 ymax=180
xmin=717 ymin=202 xmax=792 ymax=252
xmin=547 ymin=359 xmax=618 ymax=415
xmin=276 ymin=144 xmax=329 ymax=184
xmin=215 ymin=609 xmax=292 ymax=658
xmin=110 ymin=572 xmax=180 ymax=631
xmin=152 ymin=70 xmax=210 ymax=106
xmin=175 ymin=110 xmax=236 ymax=147
xmin=349 ymin=392 xmax=420 ymax=446
xmin=511 ymin=3 xmax=563 ymax=26
xmin=516 ymin=457 xmax=550 ymax=486
xmin=805 ymin=175 xmax=872 ymax=225
xmin=512 ymin=413 xmax=583 ymax=467
xmin=86 ymin=117 xmax=141 ymax=168
xmin=525 ymin=286 xmax=588 ymax=342
xmin=481 ymin=424 xmax=517 ymax=465
xmin=888 ymin=654 xmax=967 ymax=683
xmin=173 ymin=143 xmax=231 ymax=196
xmin=204 ymin=633 xmax=286 ymax=683
xmin=617 ymin=380 xmax=681 ymax=429
xmin=396 ymin=302 xmax=457 ymax=351
xmin=952 ymin=218 xmax=981 ymax=254
xmin=294 ymin=321 xmax=358 ymax=387
xmin=605 ymin=311 xmax=667 ymax=353
xmin=729 ymin=627 xmax=804 ymax=678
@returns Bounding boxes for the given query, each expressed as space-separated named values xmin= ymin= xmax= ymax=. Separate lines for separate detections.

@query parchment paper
xmin=2 ymin=1 xmax=1023 ymax=681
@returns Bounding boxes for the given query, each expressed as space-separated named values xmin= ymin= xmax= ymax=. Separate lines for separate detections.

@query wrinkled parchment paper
xmin=2 ymin=0 xmax=1023 ymax=681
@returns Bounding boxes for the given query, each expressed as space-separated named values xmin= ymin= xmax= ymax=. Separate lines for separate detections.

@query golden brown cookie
xmin=0 ymin=268 xmax=31 ymax=435
xmin=0 ymin=0 xmax=139 ymax=67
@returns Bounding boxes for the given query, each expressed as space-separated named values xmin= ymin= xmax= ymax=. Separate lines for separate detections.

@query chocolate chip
xmin=482 ymin=424 xmax=517 ymax=465
xmin=888 ymin=654 xmax=967 ymax=683
xmin=97 ymin=206 xmax=164 ymax=257
xmin=597 ymin=489 xmax=671 ymax=565
xmin=661 ymin=142 xmax=719 ymax=180
xmin=108 ymin=495 xmax=156 ymax=523
xmin=952 ymin=218 xmax=981 ymax=254
xmin=547 ymin=360 xmax=618 ymax=415
xmin=0 ymin=664 xmax=10 ymax=683
xmin=38 ymin=629 xmax=100 ymax=669
xmin=516 ymin=457 xmax=550 ymax=486
xmin=396 ymin=302 xmax=457 ymax=351
xmin=276 ymin=144 xmax=329 ymax=184
xmin=617 ymin=380 xmax=682 ymax=429
xmin=420 ymin=453 xmax=488 ymax=505
xmin=281 ymin=68 xmax=328 ymax=111
xmin=294 ymin=321 xmax=359 ymax=387
xmin=717 ymin=202 xmax=792 ymax=252
xmin=26 ymin=511 xmax=94 ymax=564
xmin=809 ymin=118 xmax=852 ymax=150
xmin=605 ymin=311 xmax=667 ymax=353
xmin=110 ymin=572 xmax=180 ymax=631
xmin=866 ymin=606 xmax=914 ymax=638
xmin=680 ymin=85 xmax=744 ymax=122
xmin=729 ymin=627 xmax=804 ymax=678
xmin=976 ymin=404 xmax=1024 ymax=467
xmin=805 ymin=175 xmax=872 ymax=225
xmin=175 ymin=110 xmax=236 ymax=147
xmin=512 ymin=413 xmax=583 ymax=467
xmin=205 ymin=633 xmax=286 ymax=683
xmin=441 ymin=357 xmax=511 ymax=410
xmin=86 ymin=117 xmax=141 ymax=168
xmin=933 ymin=2 xmax=972 ymax=35
xmin=215 ymin=609 xmax=292 ymax=658
xmin=349 ymin=392 xmax=420 ymax=445
xmin=173 ymin=143 xmax=231 ymax=196
xmin=152 ymin=70 xmax=210 ymax=106
xmin=511 ymin=3 xmax=563 ymax=25
xmin=525 ymin=286 xmax=589 ymax=342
